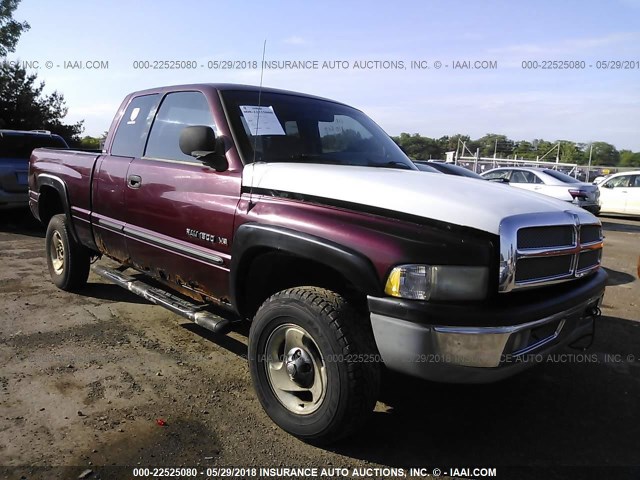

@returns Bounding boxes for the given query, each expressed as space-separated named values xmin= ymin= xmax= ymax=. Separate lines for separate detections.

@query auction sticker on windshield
xmin=240 ymin=105 xmax=286 ymax=135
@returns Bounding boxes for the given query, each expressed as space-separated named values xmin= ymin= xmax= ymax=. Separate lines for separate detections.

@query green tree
xmin=0 ymin=61 xmax=84 ymax=142
xmin=477 ymin=134 xmax=514 ymax=158
xmin=620 ymin=150 xmax=640 ymax=167
xmin=590 ymin=141 xmax=620 ymax=166
xmin=79 ymin=136 xmax=101 ymax=149
xmin=393 ymin=133 xmax=444 ymax=160
xmin=514 ymin=140 xmax=534 ymax=159
xmin=559 ymin=141 xmax=579 ymax=164
xmin=436 ymin=134 xmax=470 ymax=154
xmin=0 ymin=0 xmax=29 ymax=56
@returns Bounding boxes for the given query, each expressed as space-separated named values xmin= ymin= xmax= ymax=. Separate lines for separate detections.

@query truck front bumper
xmin=368 ymin=269 xmax=607 ymax=383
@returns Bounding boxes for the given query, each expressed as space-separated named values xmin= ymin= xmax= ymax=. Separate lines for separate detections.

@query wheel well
xmin=38 ymin=186 xmax=64 ymax=226
xmin=239 ymin=250 xmax=368 ymax=319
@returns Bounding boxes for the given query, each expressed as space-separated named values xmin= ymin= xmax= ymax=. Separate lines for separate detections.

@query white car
xmin=598 ymin=170 xmax=640 ymax=216
xmin=481 ymin=167 xmax=601 ymax=215
xmin=593 ymin=174 xmax=611 ymax=185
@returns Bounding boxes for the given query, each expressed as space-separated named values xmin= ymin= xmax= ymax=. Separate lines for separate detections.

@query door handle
xmin=127 ymin=175 xmax=142 ymax=189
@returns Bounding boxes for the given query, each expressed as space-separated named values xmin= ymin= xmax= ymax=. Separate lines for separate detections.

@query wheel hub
xmin=285 ymin=347 xmax=314 ymax=388
xmin=264 ymin=323 xmax=327 ymax=414
xmin=50 ymin=231 xmax=65 ymax=275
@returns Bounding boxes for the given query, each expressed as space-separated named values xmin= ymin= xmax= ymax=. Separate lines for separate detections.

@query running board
xmin=92 ymin=265 xmax=232 ymax=334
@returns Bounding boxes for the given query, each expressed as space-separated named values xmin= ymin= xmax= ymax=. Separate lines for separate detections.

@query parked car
xmin=481 ymin=167 xmax=601 ymax=214
xmin=414 ymin=160 xmax=486 ymax=179
xmin=593 ymin=174 xmax=611 ymax=185
xmin=597 ymin=170 xmax=640 ymax=216
xmin=0 ymin=130 xmax=68 ymax=209
xmin=29 ymin=83 xmax=606 ymax=443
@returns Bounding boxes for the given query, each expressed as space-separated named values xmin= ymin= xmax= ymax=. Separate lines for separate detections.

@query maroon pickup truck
xmin=29 ymin=84 xmax=607 ymax=443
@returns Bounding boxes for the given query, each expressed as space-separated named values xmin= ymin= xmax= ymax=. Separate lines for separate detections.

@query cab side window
xmin=145 ymin=91 xmax=215 ymax=162
xmin=631 ymin=175 xmax=640 ymax=188
xmin=111 ymin=94 xmax=159 ymax=157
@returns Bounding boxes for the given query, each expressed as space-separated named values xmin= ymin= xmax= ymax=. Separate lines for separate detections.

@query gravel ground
xmin=0 ymin=209 xmax=638 ymax=480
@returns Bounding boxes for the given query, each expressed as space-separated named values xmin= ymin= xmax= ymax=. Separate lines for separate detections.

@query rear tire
xmin=248 ymin=287 xmax=380 ymax=444
xmin=45 ymin=214 xmax=90 ymax=291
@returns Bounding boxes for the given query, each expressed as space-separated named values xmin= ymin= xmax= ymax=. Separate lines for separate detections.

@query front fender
xmin=229 ymin=223 xmax=382 ymax=309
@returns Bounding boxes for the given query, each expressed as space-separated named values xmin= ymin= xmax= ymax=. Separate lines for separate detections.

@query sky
xmin=7 ymin=0 xmax=640 ymax=150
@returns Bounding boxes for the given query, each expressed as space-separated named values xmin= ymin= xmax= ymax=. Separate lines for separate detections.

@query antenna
xmin=248 ymin=39 xmax=267 ymax=212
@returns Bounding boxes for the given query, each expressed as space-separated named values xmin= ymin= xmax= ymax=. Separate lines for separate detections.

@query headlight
xmin=384 ymin=264 xmax=488 ymax=301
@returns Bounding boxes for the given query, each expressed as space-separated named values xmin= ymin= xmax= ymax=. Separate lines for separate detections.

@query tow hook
xmin=587 ymin=305 xmax=602 ymax=319
xmin=569 ymin=303 xmax=601 ymax=351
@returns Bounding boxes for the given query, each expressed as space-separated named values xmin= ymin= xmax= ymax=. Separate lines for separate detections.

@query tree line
xmin=391 ymin=133 xmax=640 ymax=168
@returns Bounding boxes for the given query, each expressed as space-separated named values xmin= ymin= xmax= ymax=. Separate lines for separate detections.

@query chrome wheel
xmin=264 ymin=323 xmax=327 ymax=415
xmin=50 ymin=230 xmax=65 ymax=275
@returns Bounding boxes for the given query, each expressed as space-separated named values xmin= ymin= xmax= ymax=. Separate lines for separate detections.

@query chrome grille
xmin=577 ymin=249 xmax=601 ymax=272
xmin=499 ymin=211 xmax=604 ymax=292
xmin=579 ymin=225 xmax=602 ymax=245
xmin=515 ymin=255 xmax=573 ymax=282
xmin=517 ymin=226 xmax=574 ymax=249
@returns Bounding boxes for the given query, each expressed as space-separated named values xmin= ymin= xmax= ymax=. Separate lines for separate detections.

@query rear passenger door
xmin=124 ymin=90 xmax=241 ymax=302
xmin=92 ymin=94 xmax=159 ymax=261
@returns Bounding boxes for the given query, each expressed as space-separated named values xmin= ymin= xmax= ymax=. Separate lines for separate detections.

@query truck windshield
xmin=221 ymin=90 xmax=416 ymax=170
xmin=0 ymin=134 xmax=68 ymax=159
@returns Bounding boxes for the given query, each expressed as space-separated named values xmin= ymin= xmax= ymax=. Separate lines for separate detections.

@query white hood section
xmin=242 ymin=163 xmax=589 ymax=235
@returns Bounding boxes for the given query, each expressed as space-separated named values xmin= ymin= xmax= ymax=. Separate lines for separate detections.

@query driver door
xmin=123 ymin=90 xmax=241 ymax=301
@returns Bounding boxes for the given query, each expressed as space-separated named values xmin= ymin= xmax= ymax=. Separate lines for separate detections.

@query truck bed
xmin=29 ymin=148 xmax=102 ymax=247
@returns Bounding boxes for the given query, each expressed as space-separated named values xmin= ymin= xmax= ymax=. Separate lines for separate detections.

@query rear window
xmin=111 ymin=94 xmax=159 ymax=157
xmin=0 ymin=134 xmax=68 ymax=159
xmin=542 ymin=169 xmax=582 ymax=184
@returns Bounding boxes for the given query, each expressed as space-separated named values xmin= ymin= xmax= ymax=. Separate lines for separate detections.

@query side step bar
xmin=93 ymin=265 xmax=232 ymax=334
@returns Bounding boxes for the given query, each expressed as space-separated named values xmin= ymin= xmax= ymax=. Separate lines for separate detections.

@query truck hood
xmin=242 ymin=163 xmax=595 ymax=235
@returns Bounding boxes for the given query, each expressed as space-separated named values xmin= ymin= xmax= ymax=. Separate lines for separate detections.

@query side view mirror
xmin=602 ymin=183 xmax=613 ymax=189
xmin=179 ymin=125 xmax=228 ymax=172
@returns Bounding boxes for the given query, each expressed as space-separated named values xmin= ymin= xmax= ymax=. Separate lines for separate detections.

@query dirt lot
xmin=0 ymin=209 xmax=639 ymax=479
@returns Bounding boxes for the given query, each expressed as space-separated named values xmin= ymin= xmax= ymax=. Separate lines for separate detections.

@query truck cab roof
xmin=127 ymin=83 xmax=353 ymax=108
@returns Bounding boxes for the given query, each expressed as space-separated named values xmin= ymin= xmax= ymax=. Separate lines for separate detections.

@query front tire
xmin=45 ymin=214 xmax=90 ymax=291
xmin=248 ymin=287 xmax=380 ymax=444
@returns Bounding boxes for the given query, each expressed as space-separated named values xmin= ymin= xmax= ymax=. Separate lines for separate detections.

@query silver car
xmin=481 ymin=167 xmax=600 ymax=215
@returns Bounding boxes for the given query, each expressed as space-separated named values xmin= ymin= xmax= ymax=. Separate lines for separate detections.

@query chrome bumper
xmin=370 ymin=293 xmax=603 ymax=383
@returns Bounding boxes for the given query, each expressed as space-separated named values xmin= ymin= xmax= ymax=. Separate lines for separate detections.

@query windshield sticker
xmin=240 ymin=105 xmax=285 ymax=136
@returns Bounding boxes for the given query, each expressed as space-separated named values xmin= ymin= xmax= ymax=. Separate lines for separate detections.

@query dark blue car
xmin=0 ymin=130 xmax=68 ymax=209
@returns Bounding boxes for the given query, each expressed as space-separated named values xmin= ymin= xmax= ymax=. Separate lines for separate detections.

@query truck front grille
xmin=515 ymin=255 xmax=574 ymax=282
xmin=577 ymin=249 xmax=602 ymax=272
xmin=499 ymin=212 xmax=604 ymax=292
xmin=579 ymin=225 xmax=602 ymax=244
xmin=517 ymin=226 xmax=574 ymax=249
